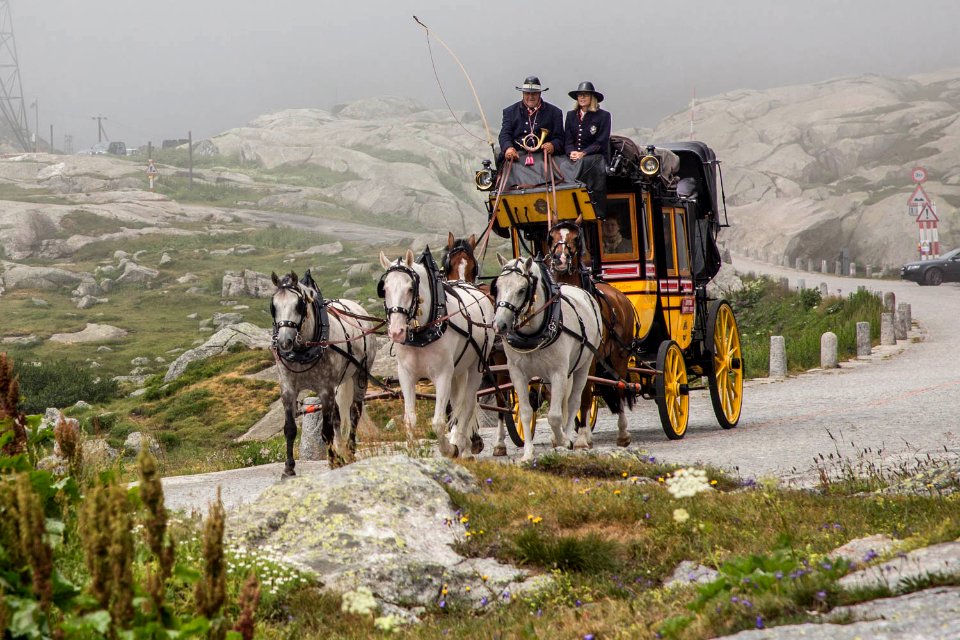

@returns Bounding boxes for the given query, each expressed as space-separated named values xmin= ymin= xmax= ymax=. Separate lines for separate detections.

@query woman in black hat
xmin=564 ymin=81 xmax=611 ymax=217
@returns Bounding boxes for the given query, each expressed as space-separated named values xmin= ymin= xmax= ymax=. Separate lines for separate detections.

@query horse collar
xmin=504 ymin=261 xmax=563 ymax=351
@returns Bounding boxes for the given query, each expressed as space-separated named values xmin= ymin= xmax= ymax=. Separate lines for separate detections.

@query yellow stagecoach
xmin=474 ymin=137 xmax=743 ymax=441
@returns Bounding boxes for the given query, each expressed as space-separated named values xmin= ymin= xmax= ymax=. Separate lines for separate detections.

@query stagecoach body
xmin=477 ymin=138 xmax=742 ymax=439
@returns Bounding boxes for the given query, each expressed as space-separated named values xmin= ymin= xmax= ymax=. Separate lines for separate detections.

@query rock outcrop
xmin=228 ymin=455 xmax=548 ymax=620
xmin=163 ymin=322 xmax=271 ymax=382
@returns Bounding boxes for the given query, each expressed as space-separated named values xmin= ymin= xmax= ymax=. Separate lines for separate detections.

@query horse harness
xmin=378 ymin=247 xmax=491 ymax=371
xmin=271 ymin=277 xmax=367 ymax=384
xmin=494 ymin=259 xmax=598 ymax=375
xmin=442 ymin=240 xmax=479 ymax=282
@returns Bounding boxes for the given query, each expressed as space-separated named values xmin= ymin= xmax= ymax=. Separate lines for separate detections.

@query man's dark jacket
xmin=498 ymin=100 xmax=565 ymax=157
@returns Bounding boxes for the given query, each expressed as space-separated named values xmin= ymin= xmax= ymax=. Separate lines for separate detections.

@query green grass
xmin=732 ymin=275 xmax=883 ymax=377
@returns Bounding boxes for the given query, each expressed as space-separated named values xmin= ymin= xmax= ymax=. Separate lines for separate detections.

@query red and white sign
xmin=908 ymin=184 xmax=931 ymax=207
xmin=916 ymin=204 xmax=939 ymax=222
xmin=912 ymin=167 xmax=927 ymax=184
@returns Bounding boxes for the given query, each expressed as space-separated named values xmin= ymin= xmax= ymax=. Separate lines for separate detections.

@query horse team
xmin=270 ymin=218 xmax=634 ymax=476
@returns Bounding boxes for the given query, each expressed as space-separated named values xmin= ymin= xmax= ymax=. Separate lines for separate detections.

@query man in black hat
xmin=564 ymin=81 xmax=611 ymax=218
xmin=498 ymin=76 xmax=564 ymax=164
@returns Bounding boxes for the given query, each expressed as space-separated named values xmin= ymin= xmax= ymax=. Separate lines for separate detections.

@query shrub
xmin=13 ymin=360 xmax=118 ymax=414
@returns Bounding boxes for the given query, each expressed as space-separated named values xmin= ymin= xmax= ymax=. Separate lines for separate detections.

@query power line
xmin=91 ymin=114 xmax=108 ymax=142
xmin=0 ymin=0 xmax=31 ymax=151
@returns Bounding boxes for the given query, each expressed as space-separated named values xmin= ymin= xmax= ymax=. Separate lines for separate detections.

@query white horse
xmin=271 ymin=271 xmax=377 ymax=476
xmin=378 ymin=248 xmax=495 ymax=458
xmin=491 ymin=255 xmax=603 ymax=462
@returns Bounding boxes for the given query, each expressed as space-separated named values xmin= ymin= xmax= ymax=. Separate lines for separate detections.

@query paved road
xmin=479 ymin=254 xmax=960 ymax=485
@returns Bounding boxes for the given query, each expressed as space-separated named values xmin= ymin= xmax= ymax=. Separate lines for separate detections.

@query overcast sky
xmin=13 ymin=0 xmax=960 ymax=152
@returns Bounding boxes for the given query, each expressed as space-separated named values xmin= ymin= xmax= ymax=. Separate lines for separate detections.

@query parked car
xmin=900 ymin=247 xmax=960 ymax=286
xmin=107 ymin=141 xmax=126 ymax=155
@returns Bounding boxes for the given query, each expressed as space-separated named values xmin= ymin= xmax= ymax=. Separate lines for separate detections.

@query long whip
xmin=413 ymin=15 xmax=495 ymax=160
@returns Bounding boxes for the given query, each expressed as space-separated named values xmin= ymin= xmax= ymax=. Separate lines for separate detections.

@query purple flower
xmin=439 ymin=599 xmax=446 ymax=608
xmin=485 ymin=477 xmax=493 ymax=485
xmin=536 ymin=608 xmax=542 ymax=617
xmin=742 ymin=599 xmax=752 ymax=608
xmin=444 ymin=475 xmax=453 ymax=484
xmin=575 ymin=599 xmax=582 ymax=607
xmin=775 ymin=571 xmax=783 ymax=580
xmin=864 ymin=549 xmax=879 ymax=562
xmin=816 ymin=590 xmax=827 ymax=601
xmin=584 ymin=635 xmax=595 ymax=640
xmin=730 ymin=596 xmax=739 ymax=603
xmin=821 ymin=561 xmax=832 ymax=570
xmin=644 ymin=512 xmax=651 ymax=519
xmin=480 ymin=597 xmax=488 ymax=606
xmin=502 ymin=590 xmax=511 ymax=601
xmin=756 ymin=616 xmax=764 ymax=629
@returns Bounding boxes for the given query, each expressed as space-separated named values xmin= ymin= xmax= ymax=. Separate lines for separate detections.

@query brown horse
xmin=547 ymin=217 xmax=636 ymax=447
xmin=442 ymin=232 xmax=513 ymax=456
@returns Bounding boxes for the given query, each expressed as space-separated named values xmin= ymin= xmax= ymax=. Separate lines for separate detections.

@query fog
xmin=14 ymin=0 xmax=960 ymax=151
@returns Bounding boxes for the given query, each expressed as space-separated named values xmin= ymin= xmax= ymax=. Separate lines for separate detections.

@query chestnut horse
xmin=547 ymin=217 xmax=636 ymax=447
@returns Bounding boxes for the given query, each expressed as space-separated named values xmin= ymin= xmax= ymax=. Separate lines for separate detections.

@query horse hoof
xmin=493 ymin=445 xmax=508 ymax=457
xmin=281 ymin=469 xmax=296 ymax=480
xmin=471 ymin=434 xmax=484 ymax=455
xmin=617 ymin=436 xmax=631 ymax=448
xmin=450 ymin=444 xmax=460 ymax=459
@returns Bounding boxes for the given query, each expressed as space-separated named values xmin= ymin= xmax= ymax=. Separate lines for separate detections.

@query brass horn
xmin=520 ymin=128 xmax=549 ymax=152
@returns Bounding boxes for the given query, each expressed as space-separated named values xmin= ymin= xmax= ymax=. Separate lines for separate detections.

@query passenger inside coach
xmin=602 ymin=216 xmax=633 ymax=255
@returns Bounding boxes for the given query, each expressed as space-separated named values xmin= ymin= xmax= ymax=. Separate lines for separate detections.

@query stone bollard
xmin=769 ymin=336 xmax=787 ymax=378
xmin=835 ymin=261 xmax=843 ymax=276
xmin=797 ymin=278 xmax=805 ymax=290
xmin=883 ymin=291 xmax=896 ymax=314
xmin=880 ymin=312 xmax=896 ymax=346
xmin=821 ymin=259 xmax=829 ymax=273
xmin=849 ymin=262 xmax=857 ymax=277
xmin=856 ymin=322 xmax=871 ymax=357
xmin=300 ymin=396 xmax=324 ymax=460
xmin=895 ymin=302 xmax=911 ymax=340
xmin=795 ymin=258 xmax=803 ymax=271
xmin=898 ymin=302 xmax=912 ymax=333
xmin=821 ymin=332 xmax=839 ymax=368
xmin=866 ymin=265 xmax=873 ymax=278
xmin=820 ymin=282 xmax=829 ymax=298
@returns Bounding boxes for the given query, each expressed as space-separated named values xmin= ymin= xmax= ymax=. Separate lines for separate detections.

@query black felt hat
xmin=568 ymin=81 xmax=604 ymax=102
xmin=516 ymin=76 xmax=548 ymax=92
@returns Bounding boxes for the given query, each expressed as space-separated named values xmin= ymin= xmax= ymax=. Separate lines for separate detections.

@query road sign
xmin=916 ymin=203 xmax=939 ymax=222
xmin=912 ymin=166 xmax=927 ymax=184
xmin=908 ymin=184 xmax=931 ymax=208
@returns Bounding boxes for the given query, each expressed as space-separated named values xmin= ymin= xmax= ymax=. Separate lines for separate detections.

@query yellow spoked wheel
xmin=574 ymin=396 xmax=600 ymax=432
xmin=505 ymin=389 xmax=525 ymax=446
xmin=707 ymin=300 xmax=743 ymax=429
xmin=655 ymin=340 xmax=689 ymax=439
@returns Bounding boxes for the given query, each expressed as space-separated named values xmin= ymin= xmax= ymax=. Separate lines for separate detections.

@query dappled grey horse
xmin=271 ymin=271 xmax=377 ymax=476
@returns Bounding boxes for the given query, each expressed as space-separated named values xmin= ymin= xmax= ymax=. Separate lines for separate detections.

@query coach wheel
xmin=655 ymin=340 xmax=689 ymax=439
xmin=706 ymin=300 xmax=743 ymax=429
xmin=574 ymin=396 xmax=600 ymax=432
xmin=504 ymin=389 xmax=527 ymax=447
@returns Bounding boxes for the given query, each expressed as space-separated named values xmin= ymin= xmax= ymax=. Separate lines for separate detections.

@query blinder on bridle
xmin=494 ymin=261 xmax=540 ymax=318
xmin=442 ymin=239 xmax=479 ymax=282
xmin=377 ymin=259 xmax=422 ymax=320
xmin=271 ymin=278 xmax=312 ymax=340
xmin=548 ymin=221 xmax=584 ymax=267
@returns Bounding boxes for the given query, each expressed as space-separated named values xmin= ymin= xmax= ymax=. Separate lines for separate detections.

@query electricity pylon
xmin=0 ymin=1 xmax=30 ymax=151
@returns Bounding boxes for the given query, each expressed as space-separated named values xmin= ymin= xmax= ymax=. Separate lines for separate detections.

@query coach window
xmin=674 ymin=211 xmax=690 ymax=274
xmin=601 ymin=195 xmax=638 ymax=261
xmin=662 ymin=210 xmax=676 ymax=274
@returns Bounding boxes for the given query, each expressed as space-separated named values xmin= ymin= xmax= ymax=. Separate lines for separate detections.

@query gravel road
xmin=478 ymin=253 xmax=960 ymax=485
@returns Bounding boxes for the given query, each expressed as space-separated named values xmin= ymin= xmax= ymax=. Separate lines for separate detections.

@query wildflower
xmin=710 ymin=479 xmax=718 ymax=485
xmin=622 ymin=472 xmax=628 ymax=478
xmin=816 ymin=590 xmax=827 ymax=601
xmin=585 ymin=635 xmax=595 ymax=640
xmin=460 ymin=515 xmax=469 ymax=524
xmin=439 ymin=599 xmax=446 ymax=609
xmin=775 ymin=570 xmax=783 ymax=580
xmin=465 ymin=586 xmax=471 ymax=592
xmin=665 ymin=467 xmax=713 ymax=498
xmin=374 ymin=614 xmax=404 ymax=632
xmin=672 ymin=508 xmax=690 ymax=524
xmin=614 ymin=489 xmax=622 ymax=495
xmin=755 ymin=616 xmax=764 ymax=629
xmin=480 ymin=596 xmax=488 ymax=606
xmin=863 ymin=549 xmax=879 ymax=562
xmin=485 ymin=478 xmax=493 ymax=485
xmin=341 ymin=587 xmax=379 ymax=616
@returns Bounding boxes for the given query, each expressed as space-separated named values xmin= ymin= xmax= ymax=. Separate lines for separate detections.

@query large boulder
xmin=1 ymin=263 xmax=93 ymax=290
xmin=228 ymin=455 xmax=548 ymax=619
xmin=221 ymin=269 xmax=274 ymax=299
xmin=49 ymin=323 xmax=128 ymax=344
xmin=163 ymin=322 xmax=271 ymax=381
xmin=115 ymin=262 xmax=160 ymax=285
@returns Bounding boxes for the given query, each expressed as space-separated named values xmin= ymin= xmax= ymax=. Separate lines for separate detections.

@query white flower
xmin=341 ymin=586 xmax=379 ymax=616
xmin=673 ymin=508 xmax=690 ymax=524
xmin=374 ymin=614 xmax=405 ymax=633
xmin=665 ymin=467 xmax=713 ymax=499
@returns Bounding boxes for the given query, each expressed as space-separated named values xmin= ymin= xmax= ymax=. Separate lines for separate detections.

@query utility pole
xmin=187 ymin=130 xmax=193 ymax=190
xmin=0 ymin=0 xmax=31 ymax=151
xmin=64 ymin=134 xmax=73 ymax=155
xmin=91 ymin=114 xmax=107 ymax=142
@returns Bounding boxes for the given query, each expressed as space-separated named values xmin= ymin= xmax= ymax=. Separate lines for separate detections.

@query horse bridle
xmin=493 ymin=262 xmax=540 ymax=322
xmin=377 ymin=260 xmax=421 ymax=323
xmin=548 ymin=223 xmax=583 ymax=275
xmin=271 ymin=284 xmax=309 ymax=335
xmin=442 ymin=241 xmax=478 ymax=282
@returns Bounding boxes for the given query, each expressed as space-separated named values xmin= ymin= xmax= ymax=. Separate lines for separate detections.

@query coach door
xmin=659 ymin=205 xmax=694 ymax=349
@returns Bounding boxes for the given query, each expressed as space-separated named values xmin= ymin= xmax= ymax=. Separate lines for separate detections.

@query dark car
xmin=900 ymin=247 xmax=960 ymax=286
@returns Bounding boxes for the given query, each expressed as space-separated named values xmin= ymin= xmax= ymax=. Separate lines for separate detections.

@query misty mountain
xmin=201 ymin=71 xmax=960 ymax=270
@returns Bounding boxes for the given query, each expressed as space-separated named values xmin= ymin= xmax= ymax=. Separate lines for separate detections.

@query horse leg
xmin=547 ymin=372 xmax=573 ymax=450
xmin=511 ymin=373 xmax=537 ymax=463
xmin=567 ymin=367 xmax=592 ymax=449
xmin=398 ymin=368 xmax=419 ymax=446
xmin=432 ymin=371 xmax=455 ymax=458
xmin=333 ymin=378 xmax=356 ymax=464
xmin=322 ymin=405 xmax=341 ymax=468
xmin=281 ymin=389 xmax=298 ymax=478
xmin=451 ymin=370 xmax=481 ymax=459
xmin=493 ymin=411 xmax=508 ymax=457
xmin=574 ymin=381 xmax=594 ymax=450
